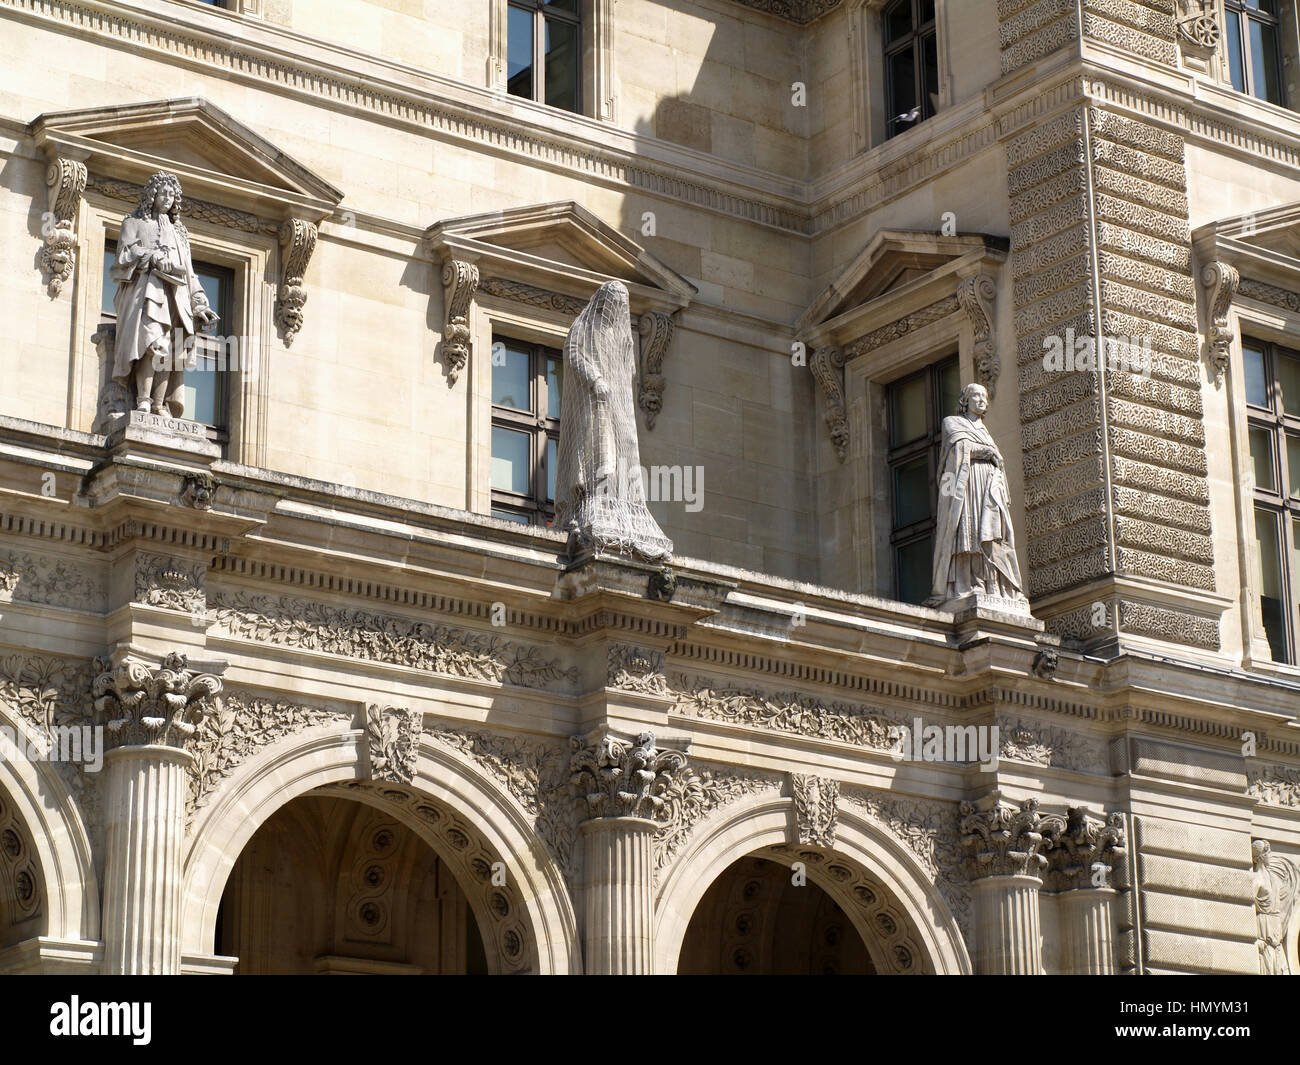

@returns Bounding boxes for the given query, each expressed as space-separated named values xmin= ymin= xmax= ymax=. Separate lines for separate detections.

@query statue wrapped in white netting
xmin=554 ymin=281 xmax=673 ymax=563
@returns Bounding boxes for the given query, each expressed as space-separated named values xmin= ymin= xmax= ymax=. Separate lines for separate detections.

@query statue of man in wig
xmin=110 ymin=171 xmax=218 ymax=417
xmin=553 ymin=280 xmax=673 ymax=563
xmin=928 ymin=382 xmax=1028 ymax=609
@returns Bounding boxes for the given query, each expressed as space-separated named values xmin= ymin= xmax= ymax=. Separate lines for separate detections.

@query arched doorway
xmin=216 ymin=792 xmax=488 ymax=974
xmin=677 ymin=855 xmax=874 ymax=974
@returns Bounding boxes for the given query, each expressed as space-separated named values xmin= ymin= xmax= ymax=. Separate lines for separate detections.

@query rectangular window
xmin=1245 ymin=338 xmax=1300 ymax=663
xmin=490 ymin=335 xmax=562 ymax=525
xmin=886 ymin=356 xmax=960 ymax=604
xmin=884 ymin=0 xmax=939 ymax=139
xmin=506 ymin=0 xmax=582 ymax=114
xmin=1226 ymin=0 xmax=1287 ymax=106
xmin=102 ymin=241 xmax=234 ymax=437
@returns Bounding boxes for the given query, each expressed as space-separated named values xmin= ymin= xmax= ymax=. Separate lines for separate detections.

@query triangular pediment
xmin=29 ymin=97 xmax=342 ymax=219
xmin=798 ymin=230 xmax=1009 ymax=336
xmin=1193 ymin=204 xmax=1300 ymax=297
xmin=428 ymin=202 xmax=696 ymax=312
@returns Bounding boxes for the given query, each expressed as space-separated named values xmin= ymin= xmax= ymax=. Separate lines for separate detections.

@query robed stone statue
xmin=1253 ymin=839 xmax=1299 ymax=974
xmin=553 ymin=280 xmax=673 ymax=563
xmin=928 ymin=382 xmax=1028 ymax=609
xmin=110 ymin=171 xmax=218 ymax=418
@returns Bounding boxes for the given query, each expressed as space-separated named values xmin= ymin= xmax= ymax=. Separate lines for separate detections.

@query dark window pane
xmin=1251 ymin=426 xmax=1277 ymax=492
xmin=546 ymin=352 xmax=563 ymax=417
xmin=493 ymin=509 xmax=531 ymax=524
xmin=1244 ymin=344 xmax=1269 ymax=406
xmin=897 ymin=537 xmax=932 ymax=605
xmin=546 ymin=435 xmax=557 ymax=502
xmin=544 ymin=17 xmax=579 ymax=112
xmin=890 ymin=373 xmax=927 ymax=445
xmin=1256 ymin=507 xmax=1289 ymax=661
xmin=923 ymin=31 xmax=939 ymax=116
xmin=1226 ymin=13 xmax=1247 ymax=93
xmin=893 ymin=455 xmax=931 ymax=527
xmin=491 ymin=426 xmax=532 ymax=494
xmin=1287 ymin=433 xmax=1300 ymax=498
xmin=919 ymin=0 xmax=936 ymax=24
xmin=544 ymin=0 xmax=579 ymax=11
xmin=885 ymin=0 xmax=913 ymax=42
xmin=1250 ymin=19 xmax=1284 ymax=104
xmin=889 ymin=48 xmax=918 ymax=132
xmin=492 ymin=342 xmax=532 ymax=410
xmin=507 ymin=5 xmax=534 ymax=100
xmin=938 ymin=360 xmax=961 ymax=419
xmin=1278 ymin=348 xmax=1300 ymax=415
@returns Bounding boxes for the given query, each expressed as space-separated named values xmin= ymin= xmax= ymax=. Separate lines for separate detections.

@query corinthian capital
xmin=1042 ymin=807 xmax=1126 ymax=891
xmin=959 ymin=790 xmax=1048 ymax=880
xmin=569 ymin=729 xmax=687 ymax=821
xmin=90 ymin=652 xmax=222 ymax=750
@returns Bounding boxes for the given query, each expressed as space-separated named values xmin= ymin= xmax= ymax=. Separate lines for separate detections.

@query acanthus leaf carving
xmin=1040 ymin=806 xmax=1126 ymax=891
xmin=957 ymin=273 xmax=1000 ymax=396
xmin=441 ymin=259 xmax=479 ymax=384
xmin=275 ymin=218 xmax=318 ymax=345
xmin=1200 ymin=260 xmax=1239 ymax=387
xmin=568 ymin=728 xmax=687 ymax=821
xmin=791 ymin=772 xmax=838 ymax=846
xmin=364 ymin=704 xmax=421 ymax=786
xmin=40 ymin=157 xmax=86 ymax=296
xmin=809 ymin=345 xmax=848 ymax=462
xmin=90 ymin=652 xmax=222 ymax=750
xmin=652 ymin=765 xmax=782 ymax=884
xmin=958 ymin=790 xmax=1048 ymax=880
xmin=636 ymin=310 xmax=674 ymax=429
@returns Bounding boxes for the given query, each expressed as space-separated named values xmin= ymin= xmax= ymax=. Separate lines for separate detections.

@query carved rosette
xmin=958 ymin=791 xmax=1048 ymax=880
xmin=957 ymin=274 xmax=999 ymax=396
xmin=41 ymin=157 xmax=87 ymax=296
xmin=364 ymin=704 xmax=422 ymax=786
xmin=275 ymin=218 xmax=318 ymax=345
xmin=791 ymin=773 xmax=839 ymax=846
xmin=569 ymin=729 xmax=687 ymax=820
xmin=1041 ymin=807 xmax=1126 ymax=892
xmin=809 ymin=344 xmax=848 ymax=462
xmin=637 ymin=311 xmax=674 ymax=428
xmin=441 ymin=259 xmax=480 ymax=384
xmin=1201 ymin=260 xmax=1240 ymax=387
xmin=90 ymin=652 xmax=222 ymax=750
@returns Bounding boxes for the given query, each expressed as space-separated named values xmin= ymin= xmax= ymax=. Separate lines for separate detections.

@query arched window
xmin=883 ymin=0 xmax=938 ymax=139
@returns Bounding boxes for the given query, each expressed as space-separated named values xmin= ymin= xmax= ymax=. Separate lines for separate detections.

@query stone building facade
xmin=0 ymin=0 xmax=1298 ymax=975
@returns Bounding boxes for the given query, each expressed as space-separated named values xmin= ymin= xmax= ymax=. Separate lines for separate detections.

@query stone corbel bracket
xmin=957 ymin=273 xmax=999 ymax=397
xmin=1201 ymin=260 xmax=1240 ymax=387
xmin=275 ymin=218 xmax=318 ymax=345
xmin=441 ymin=259 xmax=480 ymax=385
xmin=810 ymin=344 xmax=849 ymax=462
xmin=637 ymin=310 xmax=674 ymax=428
xmin=40 ymin=156 xmax=87 ymax=297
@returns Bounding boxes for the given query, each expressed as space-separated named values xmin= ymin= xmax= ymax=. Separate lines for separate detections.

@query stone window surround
xmin=846 ymin=0 xmax=954 ymax=153
xmin=1180 ymin=0 xmax=1300 ymax=112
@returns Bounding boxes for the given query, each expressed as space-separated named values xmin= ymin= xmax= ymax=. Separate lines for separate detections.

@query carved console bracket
xmin=441 ymin=259 xmax=480 ymax=384
xmin=40 ymin=156 xmax=87 ymax=297
xmin=275 ymin=218 xmax=318 ymax=346
xmin=1201 ymin=260 xmax=1240 ymax=387
xmin=809 ymin=345 xmax=848 ymax=462
xmin=637 ymin=311 xmax=675 ymax=428
xmin=957 ymin=273 xmax=999 ymax=396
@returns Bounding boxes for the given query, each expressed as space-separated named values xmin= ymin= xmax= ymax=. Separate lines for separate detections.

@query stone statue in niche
xmin=928 ymin=382 xmax=1029 ymax=611
xmin=108 ymin=171 xmax=218 ymax=418
xmin=554 ymin=280 xmax=673 ymax=563
xmin=1253 ymin=839 xmax=1298 ymax=975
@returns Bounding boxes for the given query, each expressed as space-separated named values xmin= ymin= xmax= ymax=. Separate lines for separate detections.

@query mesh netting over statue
xmin=554 ymin=280 xmax=673 ymax=563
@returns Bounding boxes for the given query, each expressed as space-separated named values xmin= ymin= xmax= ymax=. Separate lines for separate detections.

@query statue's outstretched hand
xmin=195 ymin=306 xmax=219 ymax=329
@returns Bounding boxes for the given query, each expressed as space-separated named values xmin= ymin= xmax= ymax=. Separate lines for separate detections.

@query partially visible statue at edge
xmin=1253 ymin=839 xmax=1298 ymax=975
xmin=110 ymin=171 xmax=218 ymax=418
xmin=553 ymin=280 xmax=672 ymax=564
xmin=927 ymin=382 xmax=1028 ymax=609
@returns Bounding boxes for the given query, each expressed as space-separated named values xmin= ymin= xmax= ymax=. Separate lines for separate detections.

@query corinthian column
xmin=1044 ymin=808 xmax=1126 ymax=975
xmin=92 ymin=653 xmax=221 ymax=974
xmin=569 ymin=729 xmax=686 ymax=974
xmin=959 ymin=791 xmax=1049 ymax=974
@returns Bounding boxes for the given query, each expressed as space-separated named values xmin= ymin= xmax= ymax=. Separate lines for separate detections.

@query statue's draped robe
xmin=554 ymin=281 xmax=673 ymax=562
xmin=111 ymin=212 xmax=209 ymax=416
xmin=930 ymin=413 xmax=1025 ymax=603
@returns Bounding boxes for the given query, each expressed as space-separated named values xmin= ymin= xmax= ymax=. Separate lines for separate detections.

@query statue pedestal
xmin=100 ymin=409 xmax=221 ymax=462
xmin=935 ymin=591 xmax=1040 ymax=626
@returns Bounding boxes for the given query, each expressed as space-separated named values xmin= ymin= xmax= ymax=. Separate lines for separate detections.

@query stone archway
xmin=182 ymin=729 xmax=581 ymax=974
xmin=654 ymin=794 xmax=970 ymax=975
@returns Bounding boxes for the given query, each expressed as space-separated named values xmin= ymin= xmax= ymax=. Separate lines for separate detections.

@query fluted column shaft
xmin=580 ymin=816 xmax=656 ymax=975
xmin=101 ymin=744 xmax=192 ymax=974
xmin=971 ymin=874 xmax=1044 ymax=975
xmin=1058 ymin=887 xmax=1117 ymax=975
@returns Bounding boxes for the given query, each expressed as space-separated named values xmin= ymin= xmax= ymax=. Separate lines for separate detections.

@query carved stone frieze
xmin=133 ymin=553 xmax=205 ymax=614
xmin=569 ymin=729 xmax=687 ymax=821
xmin=606 ymin=644 xmax=668 ymax=696
xmin=958 ymin=791 xmax=1048 ymax=880
xmin=1200 ymin=260 xmax=1239 ymax=387
xmin=364 ymin=704 xmax=421 ymax=785
xmin=723 ymin=0 xmax=841 ymax=24
xmin=90 ymin=653 xmax=222 ymax=750
xmin=478 ymin=276 xmax=586 ymax=316
xmin=86 ymin=176 xmax=276 ymax=236
xmin=809 ymin=345 xmax=848 ymax=462
xmin=652 ymin=765 xmax=782 ymax=882
xmin=997 ymin=716 xmax=1108 ymax=773
xmin=0 ymin=652 xmax=93 ymax=740
xmin=1238 ymin=277 xmax=1300 ymax=313
xmin=0 ymin=551 xmax=105 ymax=612
xmin=957 ymin=274 xmax=1000 ymax=395
xmin=1248 ymin=763 xmax=1300 ymax=808
xmin=842 ymin=296 xmax=961 ymax=359
xmin=791 ymin=773 xmax=838 ymax=847
xmin=440 ymin=259 xmax=479 ymax=384
xmin=275 ymin=218 xmax=318 ymax=345
xmin=1041 ymin=806 xmax=1126 ymax=891
xmin=636 ymin=311 xmax=674 ymax=428
xmin=211 ymin=591 xmax=578 ymax=691
xmin=40 ymin=156 xmax=87 ymax=296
